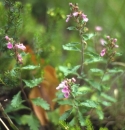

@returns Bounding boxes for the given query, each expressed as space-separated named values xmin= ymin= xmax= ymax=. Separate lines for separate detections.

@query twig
xmin=0 ymin=103 xmax=19 ymax=130
xmin=0 ymin=118 xmax=10 ymax=130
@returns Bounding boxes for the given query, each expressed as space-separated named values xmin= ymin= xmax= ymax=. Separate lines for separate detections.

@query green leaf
xmin=101 ymin=101 xmax=111 ymax=106
xmin=107 ymin=68 xmax=123 ymax=73
xmin=21 ymin=65 xmax=40 ymax=70
xmin=59 ymin=109 xmax=72 ymax=121
xmin=62 ymin=43 xmax=81 ymax=52
xmin=96 ymin=109 xmax=104 ymax=120
xmin=67 ymin=26 xmax=77 ymax=31
xmin=5 ymin=104 xmax=30 ymax=113
xmin=115 ymin=52 xmax=122 ymax=57
xmin=69 ymin=117 xmax=76 ymax=126
xmin=23 ymin=78 xmax=42 ymax=88
xmin=85 ymin=79 xmax=101 ymax=91
xmin=59 ymin=65 xmax=80 ymax=76
xmin=84 ymin=57 xmax=103 ymax=65
xmin=21 ymin=114 xmax=40 ymax=130
xmin=90 ymin=68 xmax=104 ymax=76
xmin=31 ymin=97 xmax=50 ymax=110
xmin=11 ymin=91 xmax=24 ymax=108
xmin=78 ymin=111 xmax=85 ymax=126
xmin=80 ymin=100 xmax=99 ymax=108
xmin=83 ymin=33 xmax=95 ymax=41
xmin=101 ymin=93 xmax=116 ymax=103
xmin=58 ymin=99 xmax=73 ymax=106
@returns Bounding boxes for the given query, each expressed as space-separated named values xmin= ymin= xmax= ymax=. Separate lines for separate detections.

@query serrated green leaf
xmin=78 ymin=111 xmax=85 ymax=126
xmin=101 ymin=93 xmax=116 ymax=103
xmin=59 ymin=65 xmax=80 ymax=76
xmin=21 ymin=114 xmax=40 ymax=130
xmin=21 ymin=65 xmax=40 ymax=70
xmin=59 ymin=109 xmax=72 ymax=121
xmin=11 ymin=91 xmax=24 ymax=108
xmin=62 ymin=43 xmax=81 ymax=52
xmin=80 ymin=100 xmax=99 ymax=108
xmin=23 ymin=78 xmax=42 ymax=88
xmin=58 ymin=99 xmax=73 ymax=106
xmin=83 ymin=33 xmax=95 ymax=41
xmin=67 ymin=26 xmax=77 ymax=31
xmin=31 ymin=97 xmax=50 ymax=110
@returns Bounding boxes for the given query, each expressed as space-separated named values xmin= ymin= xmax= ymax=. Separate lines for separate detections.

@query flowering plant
xmin=55 ymin=3 xmax=120 ymax=129
xmin=0 ymin=1 xmax=124 ymax=130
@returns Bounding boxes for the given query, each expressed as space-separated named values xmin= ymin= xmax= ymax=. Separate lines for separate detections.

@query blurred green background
xmin=1 ymin=0 xmax=125 ymax=66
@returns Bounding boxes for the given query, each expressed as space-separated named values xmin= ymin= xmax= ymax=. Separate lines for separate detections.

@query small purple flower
xmin=100 ymin=48 xmax=106 ymax=57
xmin=7 ymin=42 xmax=13 ymax=49
xmin=5 ymin=36 xmax=10 ymax=41
xmin=115 ymin=44 xmax=119 ymax=48
xmin=71 ymin=77 xmax=76 ymax=82
xmin=73 ymin=12 xmax=79 ymax=17
xmin=66 ymin=15 xmax=72 ymax=22
xmin=81 ymin=13 xmax=88 ymax=22
xmin=17 ymin=54 xmax=23 ymax=63
xmin=95 ymin=26 xmax=102 ymax=31
xmin=106 ymin=35 xmax=110 ymax=39
xmin=100 ymin=38 xmax=106 ymax=46
xmin=62 ymin=85 xmax=70 ymax=93
xmin=56 ymin=81 xmax=65 ymax=90
xmin=15 ymin=43 xmax=26 ymax=51
xmin=113 ymin=38 xmax=117 ymax=43
xmin=64 ymin=92 xmax=70 ymax=98
xmin=69 ymin=3 xmax=73 ymax=6
xmin=56 ymin=78 xmax=76 ymax=98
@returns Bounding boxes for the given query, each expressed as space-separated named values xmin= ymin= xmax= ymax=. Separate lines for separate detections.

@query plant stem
xmin=0 ymin=103 xmax=19 ymax=130
xmin=19 ymin=68 xmax=33 ymax=110
xmin=79 ymin=27 xmax=84 ymax=76
xmin=0 ymin=118 xmax=10 ymax=130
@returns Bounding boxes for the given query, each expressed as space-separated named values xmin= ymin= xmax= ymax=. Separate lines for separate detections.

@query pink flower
xmin=106 ymin=35 xmax=110 ymax=39
xmin=15 ymin=43 xmax=26 ymax=51
xmin=56 ymin=78 xmax=74 ymax=98
xmin=64 ymin=92 xmax=70 ymax=98
xmin=81 ymin=13 xmax=88 ymax=22
xmin=100 ymin=38 xmax=106 ymax=46
xmin=95 ymin=26 xmax=102 ymax=31
xmin=115 ymin=44 xmax=119 ymax=48
xmin=113 ymin=38 xmax=117 ymax=43
xmin=100 ymin=48 xmax=106 ymax=57
xmin=66 ymin=15 xmax=71 ymax=22
xmin=69 ymin=3 xmax=73 ymax=6
xmin=56 ymin=81 xmax=65 ymax=90
xmin=7 ymin=42 xmax=13 ymax=49
xmin=73 ymin=12 xmax=79 ymax=17
xmin=5 ymin=36 xmax=10 ymax=41
xmin=17 ymin=54 xmax=23 ymax=63
xmin=62 ymin=85 xmax=70 ymax=93
xmin=71 ymin=77 xmax=76 ymax=82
